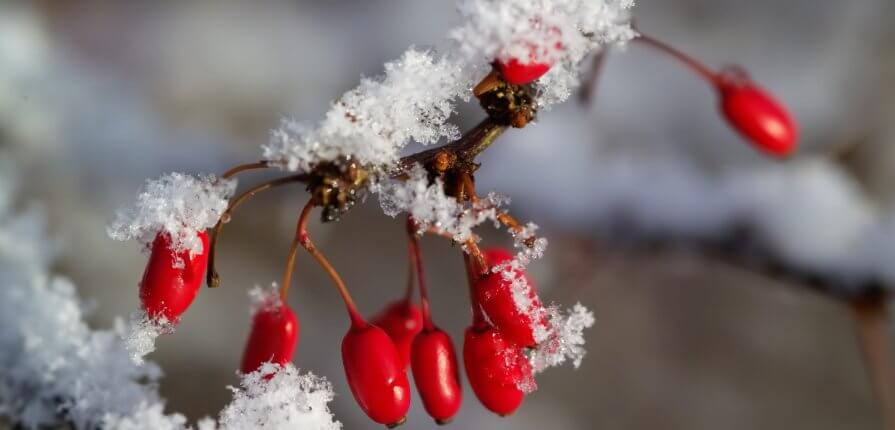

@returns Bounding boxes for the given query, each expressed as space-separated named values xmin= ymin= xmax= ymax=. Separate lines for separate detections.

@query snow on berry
xmin=528 ymin=303 xmax=596 ymax=374
xmin=263 ymin=49 xmax=471 ymax=173
xmin=108 ymin=172 xmax=236 ymax=267
xmin=452 ymin=0 xmax=636 ymax=105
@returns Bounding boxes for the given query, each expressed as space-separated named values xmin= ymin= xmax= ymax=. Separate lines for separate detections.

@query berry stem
xmin=635 ymin=32 xmax=720 ymax=86
xmin=221 ymin=160 xmax=270 ymax=179
xmin=464 ymin=239 xmax=488 ymax=279
xmin=207 ymin=174 xmax=308 ymax=288
xmin=851 ymin=295 xmax=895 ymax=430
xmin=295 ymin=198 xmax=366 ymax=328
xmin=279 ymin=198 xmax=315 ymax=302
xmin=463 ymin=251 xmax=488 ymax=329
xmin=407 ymin=217 xmax=434 ymax=331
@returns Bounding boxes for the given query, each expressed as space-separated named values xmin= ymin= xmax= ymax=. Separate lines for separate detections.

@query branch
xmin=852 ymin=296 xmax=895 ymax=430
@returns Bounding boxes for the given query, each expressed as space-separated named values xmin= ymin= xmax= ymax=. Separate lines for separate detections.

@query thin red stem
xmin=207 ymin=174 xmax=308 ymax=288
xmin=221 ymin=161 xmax=270 ymax=179
xmin=279 ymin=200 xmax=314 ymax=302
xmin=636 ymin=32 xmax=720 ymax=86
xmin=407 ymin=217 xmax=434 ymax=331
xmin=296 ymin=199 xmax=366 ymax=328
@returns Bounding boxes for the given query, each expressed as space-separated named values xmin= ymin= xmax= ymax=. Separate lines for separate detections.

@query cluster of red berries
xmin=132 ymin=29 xmax=800 ymax=428
xmin=136 ymin=219 xmax=551 ymax=427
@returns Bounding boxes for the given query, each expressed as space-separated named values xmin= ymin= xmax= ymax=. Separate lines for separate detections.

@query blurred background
xmin=2 ymin=0 xmax=894 ymax=428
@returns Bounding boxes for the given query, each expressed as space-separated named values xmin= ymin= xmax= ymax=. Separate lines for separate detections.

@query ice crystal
xmin=528 ymin=303 xmax=595 ymax=373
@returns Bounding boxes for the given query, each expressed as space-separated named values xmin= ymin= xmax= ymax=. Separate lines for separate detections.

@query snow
xmin=108 ymin=173 xmax=236 ymax=263
xmin=0 ymin=208 xmax=180 ymax=429
xmin=247 ymin=283 xmax=283 ymax=314
xmin=211 ymin=363 xmax=341 ymax=430
xmin=263 ymin=49 xmax=472 ymax=173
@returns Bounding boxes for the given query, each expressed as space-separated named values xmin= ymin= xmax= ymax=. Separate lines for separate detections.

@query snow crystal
xmin=108 ymin=173 xmax=236 ymax=262
xmin=263 ymin=49 xmax=471 ymax=172
xmin=528 ymin=303 xmax=595 ymax=373
xmin=247 ymin=283 xmax=283 ymax=314
xmin=119 ymin=310 xmax=174 ymax=365
xmin=212 ymin=363 xmax=341 ymax=430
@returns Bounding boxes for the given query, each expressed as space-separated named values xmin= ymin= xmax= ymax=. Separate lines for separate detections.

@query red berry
xmin=497 ymin=58 xmax=552 ymax=85
xmin=371 ymin=300 xmax=423 ymax=368
xmin=718 ymin=69 xmax=798 ymax=157
xmin=342 ymin=323 xmax=412 ymax=426
xmin=240 ymin=303 xmax=299 ymax=375
xmin=496 ymin=26 xmax=563 ymax=85
xmin=140 ymin=231 xmax=209 ymax=322
xmin=473 ymin=248 xmax=549 ymax=347
xmin=411 ymin=328 xmax=462 ymax=424
xmin=463 ymin=325 xmax=531 ymax=416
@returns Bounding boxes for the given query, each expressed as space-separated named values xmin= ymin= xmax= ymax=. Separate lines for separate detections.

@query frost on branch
xmin=263 ymin=49 xmax=471 ymax=173
xmin=107 ymin=172 xmax=236 ymax=262
xmin=209 ymin=363 xmax=341 ymax=430
xmin=374 ymin=164 xmax=508 ymax=241
xmin=528 ymin=303 xmax=596 ymax=374
xmin=264 ymin=0 xmax=637 ymax=174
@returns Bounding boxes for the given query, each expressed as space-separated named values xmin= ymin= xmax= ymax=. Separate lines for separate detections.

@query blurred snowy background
xmin=2 ymin=0 xmax=894 ymax=428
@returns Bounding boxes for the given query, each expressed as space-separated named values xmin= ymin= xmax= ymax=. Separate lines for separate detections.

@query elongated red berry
xmin=463 ymin=325 xmax=532 ymax=416
xmin=343 ymin=323 xmax=412 ymax=426
xmin=240 ymin=302 xmax=299 ymax=374
xmin=411 ymin=328 xmax=462 ymax=424
xmin=372 ymin=300 xmax=423 ymax=369
xmin=718 ymin=69 xmax=798 ymax=157
xmin=474 ymin=248 xmax=549 ymax=347
xmin=140 ymin=231 xmax=208 ymax=322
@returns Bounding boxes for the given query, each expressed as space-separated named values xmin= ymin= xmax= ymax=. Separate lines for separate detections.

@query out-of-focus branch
xmin=851 ymin=296 xmax=895 ymax=430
